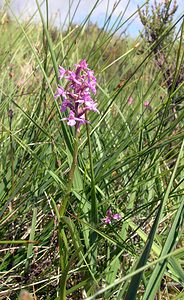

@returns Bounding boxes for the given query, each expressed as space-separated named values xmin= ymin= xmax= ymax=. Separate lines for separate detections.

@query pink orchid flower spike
xmin=54 ymin=59 xmax=99 ymax=130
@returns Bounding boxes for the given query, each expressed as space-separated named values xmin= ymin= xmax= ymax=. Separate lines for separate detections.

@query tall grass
xmin=0 ymin=0 xmax=183 ymax=299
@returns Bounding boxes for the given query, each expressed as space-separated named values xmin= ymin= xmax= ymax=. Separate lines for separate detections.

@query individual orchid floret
xmin=60 ymin=99 xmax=71 ymax=112
xmin=62 ymin=110 xmax=76 ymax=126
xmin=58 ymin=66 xmax=66 ymax=79
xmin=75 ymin=59 xmax=88 ymax=70
xmin=88 ymin=81 xmax=97 ymax=95
xmin=87 ymin=70 xmax=97 ymax=94
xmin=78 ymin=114 xmax=89 ymax=127
xmin=65 ymin=71 xmax=81 ymax=85
xmin=62 ymin=110 xmax=88 ymax=127
xmin=54 ymin=85 xmax=66 ymax=98
xmin=84 ymin=99 xmax=99 ymax=113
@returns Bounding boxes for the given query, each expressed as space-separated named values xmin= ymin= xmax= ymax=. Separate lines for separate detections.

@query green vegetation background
xmin=0 ymin=1 xmax=183 ymax=299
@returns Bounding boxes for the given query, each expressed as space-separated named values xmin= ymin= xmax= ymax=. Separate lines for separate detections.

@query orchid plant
xmin=55 ymin=60 xmax=99 ymax=299
xmin=55 ymin=60 xmax=122 ymax=299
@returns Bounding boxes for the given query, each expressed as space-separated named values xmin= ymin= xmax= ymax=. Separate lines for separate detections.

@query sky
xmin=1 ymin=0 xmax=184 ymax=37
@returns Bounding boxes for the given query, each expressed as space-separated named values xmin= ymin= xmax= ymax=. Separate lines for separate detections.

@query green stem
xmin=59 ymin=130 xmax=79 ymax=217
xmin=59 ymin=265 xmax=69 ymax=300
xmin=58 ymin=130 xmax=79 ymax=300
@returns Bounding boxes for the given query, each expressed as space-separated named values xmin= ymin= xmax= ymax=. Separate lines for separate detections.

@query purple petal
xmin=54 ymin=92 xmax=60 ymax=99
xmin=144 ymin=101 xmax=150 ymax=107
xmin=75 ymin=59 xmax=88 ymax=70
xmin=65 ymin=71 xmax=82 ymax=85
xmin=60 ymin=99 xmax=70 ymax=112
xmin=58 ymin=66 xmax=65 ymax=79
xmin=85 ymin=100 xmax=99 ymax=113
xmin=103 ymin=216 xmax=111 ymax=224
xmin=106 ymin=209 xmax=112 ymax=217
xmin=128 ymin=97 xmax=133 ymax=105
xmin=54 ymin=85 xmax=66 ymax=98
xmin=67 ymin=119 xmax=76 ymax=126
xmin=79 ymin=59 xmax=88 ymax=69
xmin=112 ymin=214 xmax=121 ymax=220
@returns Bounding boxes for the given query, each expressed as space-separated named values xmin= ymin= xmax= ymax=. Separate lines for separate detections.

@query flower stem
xmin=59 ymin=130 xmax=79 ymax=217
xmin=58 ymin=130 xmax=79 ymax=300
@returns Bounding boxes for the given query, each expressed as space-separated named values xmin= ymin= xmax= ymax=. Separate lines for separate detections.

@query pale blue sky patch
xmin=1 ymin=0 xmax=184 ymax=37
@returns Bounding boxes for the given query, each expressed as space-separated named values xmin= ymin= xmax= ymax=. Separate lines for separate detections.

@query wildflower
xmin=54 ymin=85 xmax=66 ymax=98
xmin=106 ymin=209 xmax=112 ymax=217
xmin=144 ymin=101 xmax=150 ymax=107
xmin=65 ymin=71 xmax=81 ymax=85
xmin=58 ymin=66 xmax=65 ymax=79
xmin=75 ymin=59 xmax=88 ymax=70
xmin=60 ymin=99 xmax=71 ymax=112
xmin=144 ymin=100 xmax=152 ymax=111
xmin=128 ymin=97 xmax=133 ymax=105
xmin=104 ymin=216 xmax=112 ymax=224
xmin=55 ymin=59 xmax=98 ymax=130
xmin=78 ymin=114 xmax=89 ymax=127
xmin=102 ymin=209 xmax=121 ymax=224
xmin=62 ymin=110 xmax=88 ymax=127
xmin=85 ymin=100 xmax=99 ymax=113
xmin=77 ymin=95 xmax=99 ymax=113
xmin=112 ymin=213 xmax=121 ymax=220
